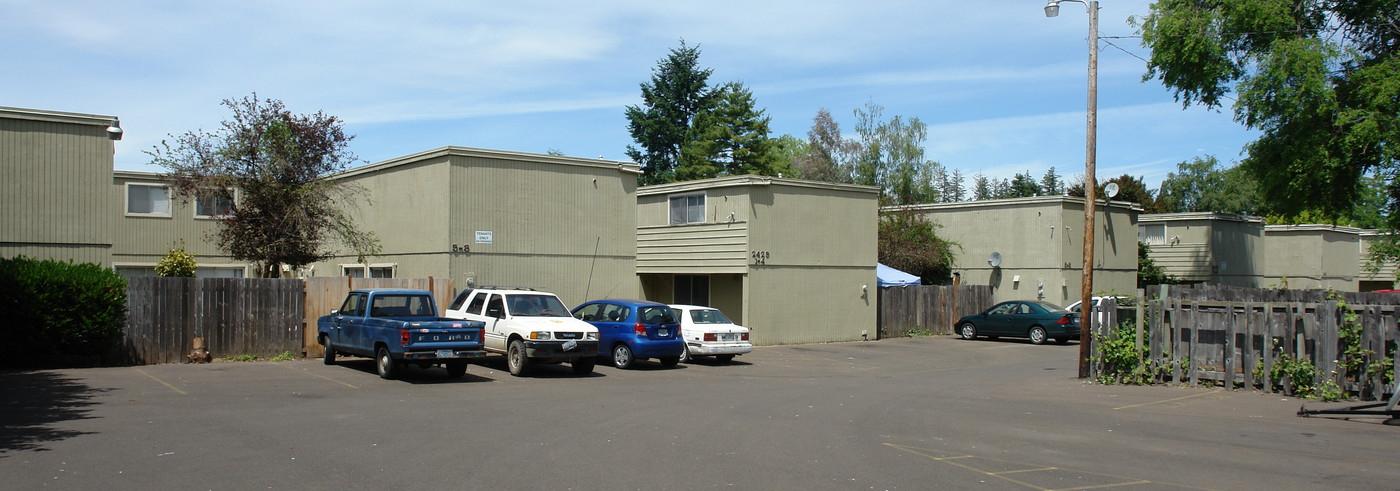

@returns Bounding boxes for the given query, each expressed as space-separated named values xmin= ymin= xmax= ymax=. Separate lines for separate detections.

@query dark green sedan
xmin=954 ymin=300 xmax=1080 ymax=345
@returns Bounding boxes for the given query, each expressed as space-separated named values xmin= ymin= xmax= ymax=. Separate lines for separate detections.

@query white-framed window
xmin=341 ymin=264 xmax=396 ymax=278
xmin=1139 ymin=223 xmax=1166 ymax=245
xmin=125 ymin=183 xmax=171 ymax=217
xmin=668 ymin=193 xmax=705 ymax=225
xmin=195 ymin=190 xmax=236 ymax=219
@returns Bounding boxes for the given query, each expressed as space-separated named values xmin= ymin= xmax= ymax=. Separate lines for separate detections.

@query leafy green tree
xmin=148 ymin=94 xmax=380 ymax=278
xmin=878 ymin=208 xmax=959 ymax=284
xmin=1135 ymin=0 xmax=1400 ymax=226
xmin=1138 ymin=242 xmax=1177 ymax=288
xmin=1007 ymin=171 xmax=1040 ymax=198
xmin=771 ymin=134 xmax=808 ymax=177
xmin=1155 ymin=156 xmax=1259 ymax=214
xmin=1069 ymin=174 xmax=1161 ymax=212
xmin=1040 ymin=167 xmax=1064 ymax=196
xmin=681 ymin=81 xmax=788 ymax=180
xmin=793 ymin=108 xmax=854 ymax=183
xmin=972 ymin=173 xmax=993 ymax=200
xmin=625 ymin=40 xmax=714 ymax=185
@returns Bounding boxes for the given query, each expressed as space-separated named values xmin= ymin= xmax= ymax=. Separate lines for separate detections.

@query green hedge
xmin=0 ymin=256 xmax=128 ymax=367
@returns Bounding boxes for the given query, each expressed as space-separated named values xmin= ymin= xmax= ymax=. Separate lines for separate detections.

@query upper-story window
xmin=669 ymin=193 xmax=705 ymax=225
xmin=126 ymin=183 xmax=171 ymax=217
xmin=1139 ymin=223 xmax=1166 ymax=245
xmin=195 ymin=191 xmax=235 ymax=219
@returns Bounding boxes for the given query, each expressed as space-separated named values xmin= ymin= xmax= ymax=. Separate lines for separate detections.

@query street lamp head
xmin=1044 ymin=1 xmax=1060 ymax=17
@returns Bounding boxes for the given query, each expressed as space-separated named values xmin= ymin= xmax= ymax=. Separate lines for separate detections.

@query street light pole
xmin=1045 ymin=0 xmax=1098 ymax=379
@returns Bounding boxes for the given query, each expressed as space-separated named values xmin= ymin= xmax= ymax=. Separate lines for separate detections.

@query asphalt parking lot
xmin=2 ymin=336 xmax=1397 ymax=490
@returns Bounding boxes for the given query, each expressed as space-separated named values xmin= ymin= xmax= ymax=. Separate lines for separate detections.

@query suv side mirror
xmin=487 ymin=307 xmax=503 ymax=319
xmin=331 ymin=309 xmax=340 ymax=316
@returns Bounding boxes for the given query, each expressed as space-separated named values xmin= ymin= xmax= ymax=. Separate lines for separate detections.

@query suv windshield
xmin=688 ymin=308 xmax=732 ymax=325
xmin=506 ymin=294 xmax=570 ymax=317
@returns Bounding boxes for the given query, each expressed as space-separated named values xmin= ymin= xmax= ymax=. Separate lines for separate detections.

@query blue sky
xmin=3 ymin=0 xmax=1258 ymax=191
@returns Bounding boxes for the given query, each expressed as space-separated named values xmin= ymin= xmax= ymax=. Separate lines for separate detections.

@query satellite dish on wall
xmin=1104 ymin=182 xmax=1120 ymax=199
xmin=988 ymin=251 xmax=1002 ymax=267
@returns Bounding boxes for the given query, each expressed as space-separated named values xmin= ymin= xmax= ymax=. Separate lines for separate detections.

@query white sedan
xmin=670 ymin=304 xmax=752 ymax=363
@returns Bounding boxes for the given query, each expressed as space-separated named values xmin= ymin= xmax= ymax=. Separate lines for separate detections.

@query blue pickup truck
xmin=318 ymin=288 xmax=486 ymax=379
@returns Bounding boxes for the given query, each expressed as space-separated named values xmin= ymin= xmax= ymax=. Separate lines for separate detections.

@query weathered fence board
xmin=876 ymin=285 xmax=994 ymax=338
xmin=1091 ymin=285 xmax=1400 ymax=399
xmin=123 ymin=278 xmax=303 ymax=365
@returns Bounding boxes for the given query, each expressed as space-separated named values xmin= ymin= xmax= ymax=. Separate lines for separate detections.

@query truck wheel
xmin=376 ymin=346 xmax=398 ymax=380
xmin=507 ymin=339 xmax=531 ymax=377
xmin=659 ymin=356 xmax=679 ymax=368
xmin=322 ymin=338 xmax=335 ymax=365
xmin=446 ymin=361 xmax=468 ymax=378
xmin=571 ymin=357 xmax=595 ymax=375
xmin=612 ymin=344 xmax=635 ymax=369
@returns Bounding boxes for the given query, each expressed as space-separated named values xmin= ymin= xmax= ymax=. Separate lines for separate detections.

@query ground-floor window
xmin=342 ymin=264 xmax=395 ymax=278
xmin=674 ymin=274 xmax=709 ymax=306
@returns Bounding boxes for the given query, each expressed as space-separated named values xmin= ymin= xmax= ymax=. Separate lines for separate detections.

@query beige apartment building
xmin=1138 ymin=212 xmax=1265 ymax=288
xmin=890 ymin=196 xmax=1140 ymax=306
xmin=637 ymin=176 xmax=880 ymax=345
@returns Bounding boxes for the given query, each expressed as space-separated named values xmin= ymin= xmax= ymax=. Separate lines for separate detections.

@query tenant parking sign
xmin=475 ymin=231 xmax=493 ymax=244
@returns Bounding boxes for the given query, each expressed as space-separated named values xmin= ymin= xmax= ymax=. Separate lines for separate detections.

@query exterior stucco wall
xmin=898 ymin=197 xmax=1138 ymax=306
xmin=110 ymin=171 xmax=248 ymax=276
xmin=1263 ymin=225 xmax=1360 ymax=291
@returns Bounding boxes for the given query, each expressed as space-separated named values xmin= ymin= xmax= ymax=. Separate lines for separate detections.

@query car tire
xmin=1029 ymin=326 xmax=1048 ymax=345
xmin=322 ymin=338 xmax=335 ymax=365
xmin=679 ymin=344 xmax=692 ymax=363
xmin=659 ymin=356 xmax=679 ymax=367
xmin=446 ymin=361 xmax=468 ymax=378
xmin=376 ymin=346 xmax=398 ymax=380
xmin=507 ymin=339 xmax=530 ymax=377
xmin=572 ymin=357 xmax=596 ymax=375
xmin=716 ymin=354 xmax=735 ymax=363
xmin=958 ymin=323 xmax=977 ymax=340
xmin=612 ymin=344 xmax=635 ymax=369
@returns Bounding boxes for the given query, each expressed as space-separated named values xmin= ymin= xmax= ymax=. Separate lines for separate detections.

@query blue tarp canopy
xmin=877 ymin=263 xmax=921 ymax=287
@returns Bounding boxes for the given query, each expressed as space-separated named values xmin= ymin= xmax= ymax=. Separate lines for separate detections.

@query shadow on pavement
xmin=0 ymin=370 xmax=105 ymax=456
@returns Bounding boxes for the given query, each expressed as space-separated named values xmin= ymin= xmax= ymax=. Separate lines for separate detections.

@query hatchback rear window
xmin=638 ymin=306 xmax=677 ymax=325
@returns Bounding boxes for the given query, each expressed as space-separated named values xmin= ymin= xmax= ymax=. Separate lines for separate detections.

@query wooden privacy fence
xmin=1090 ymin=286 xmax=1399 ymax=400
xmin=123 ymin=277 xmax=304 ymax=365
xmin=877 ymin=285 xmax=994 ymax=338
xmin=302 ymin=277 xmax=455 ymax=357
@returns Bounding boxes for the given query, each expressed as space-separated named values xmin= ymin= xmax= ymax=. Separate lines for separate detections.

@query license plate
xmin=436 ymin=349 xmax=456 ymax=358
xmin=720 ymin=334 xmax=734 ymax=341
xmin=561 ymin=340 xmax=578 ymax=351
xmin=658 ymin=329 xmax=669 ymax=337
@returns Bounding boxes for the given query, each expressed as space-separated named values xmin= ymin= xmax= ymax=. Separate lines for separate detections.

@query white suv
xmin=444 ymin=287 xmax=599 ymax=376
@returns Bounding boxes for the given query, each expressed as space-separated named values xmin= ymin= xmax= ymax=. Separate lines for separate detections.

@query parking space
xmin=2 ymin=336 xmax=1397 ymax=490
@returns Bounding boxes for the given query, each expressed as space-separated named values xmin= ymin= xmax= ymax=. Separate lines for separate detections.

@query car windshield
xmin=506 ymin=294 xmax=570 ymax=317
xmin=688 ymin=308 xmax=732 ymax=325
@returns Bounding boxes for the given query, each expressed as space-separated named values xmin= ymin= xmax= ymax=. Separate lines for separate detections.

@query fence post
xmin=1242 ymin=301 xmax=1255 ymax=391
xmin=1224 ymin=301 xmax=1236 ymax=390
xmin=1189 ymin=300 xmax=1199 ymax=387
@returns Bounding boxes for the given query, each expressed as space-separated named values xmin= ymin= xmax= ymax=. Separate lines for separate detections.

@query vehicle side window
xmin=448 ymin=289 xmax=473 ymax=311
xmin=485 ymin=295 xmax=505 ymax=319
xmin=1016 ymin=304 xmax=1031 ymax=314
xmin=990 ymin=304 xmax=1012 ymax=315
xmin=573 ymin=303 xmax=602 ymax=321
xmin=464 ymin=293 xmax=487 ymax=315
xmin=340 ymin=293 xmax=365 ymax=317
xmin=601 ymin=304 xmax=630 ymax=322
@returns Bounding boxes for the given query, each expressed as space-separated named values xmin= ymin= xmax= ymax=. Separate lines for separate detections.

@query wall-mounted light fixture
xmin=106 ymin=117 xmax=123 ymax=140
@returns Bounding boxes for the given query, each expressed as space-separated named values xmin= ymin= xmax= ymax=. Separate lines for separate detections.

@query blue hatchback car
xmin=571 ymin=299 xmax=685 ymax=369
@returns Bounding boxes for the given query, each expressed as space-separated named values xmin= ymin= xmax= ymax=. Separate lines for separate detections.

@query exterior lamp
xmin=106 ymin=117 xmax=123 ymax=141
xmin=1044 ymin=0 xmax=1099 ymax=379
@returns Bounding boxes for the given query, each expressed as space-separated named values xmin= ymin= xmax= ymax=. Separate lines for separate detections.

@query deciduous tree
xmin=147 ymin=94 xmax=379 ymax=278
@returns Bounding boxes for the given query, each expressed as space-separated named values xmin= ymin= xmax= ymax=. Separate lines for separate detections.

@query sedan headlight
xmin=585 ymin=331 xmax=599 ymax=340
xmin=530 ymin=331 xmax=552 ymax=340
